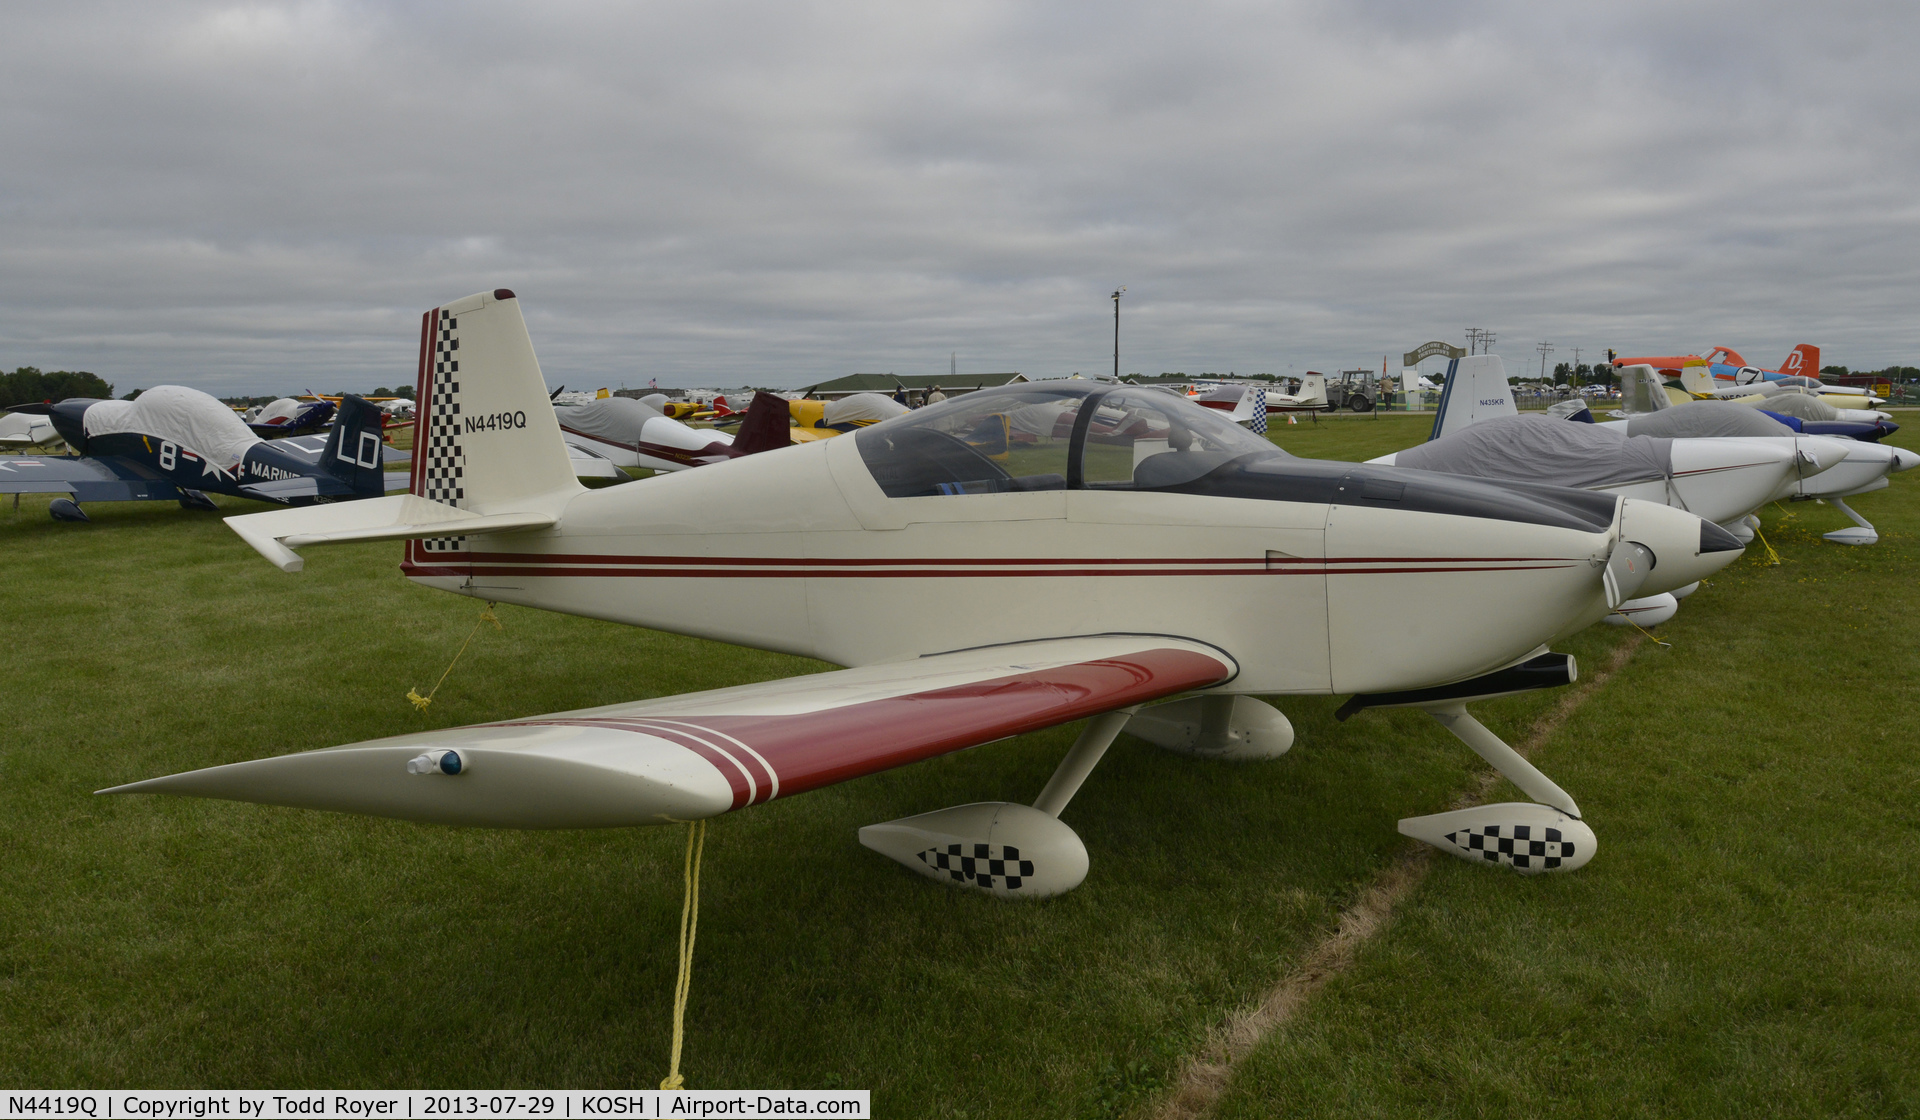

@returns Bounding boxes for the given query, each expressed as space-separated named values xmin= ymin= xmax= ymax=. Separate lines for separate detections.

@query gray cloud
xmin=3 ymin=0 xmax=1917 ymax=394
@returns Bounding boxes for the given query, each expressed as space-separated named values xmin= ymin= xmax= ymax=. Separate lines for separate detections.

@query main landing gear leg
xmin=858 ymin=708 xmax=1140 ymax=899
xmin=1339 ymin=653 xmax=1595 ymax=875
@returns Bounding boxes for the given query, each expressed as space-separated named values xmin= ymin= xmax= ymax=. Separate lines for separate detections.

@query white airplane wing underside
xmin=102 ymin=634 xmax=1237 ymax=828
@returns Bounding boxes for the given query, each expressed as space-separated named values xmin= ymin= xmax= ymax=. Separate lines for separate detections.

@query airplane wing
xmin=0 ymin=455 xmax=183 ymax=502
xmin=102 ymin=634 xmax=1237 ymax=827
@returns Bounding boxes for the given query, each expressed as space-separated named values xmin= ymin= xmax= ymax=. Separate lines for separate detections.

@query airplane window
xmin=1077 ymin=388 xmax=1282 ymax=491
xmin=854 ymin=383 xmax=1281 ymax=497
xmin=855 ymin=385 xmax=1081 ymax=497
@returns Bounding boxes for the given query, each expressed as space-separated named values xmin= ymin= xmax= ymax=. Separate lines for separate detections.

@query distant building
xmin=799 ymin=372 xmax=1028 ymax=399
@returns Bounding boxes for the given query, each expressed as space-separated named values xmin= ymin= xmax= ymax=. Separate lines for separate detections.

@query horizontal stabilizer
xmin=226 ymin=494 xmax=556 ymax=572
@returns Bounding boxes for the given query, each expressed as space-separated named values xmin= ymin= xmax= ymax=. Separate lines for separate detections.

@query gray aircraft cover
xmin=552 ymin=396 xmax=665 ymax=443
xmin=1623 ymin=401 xmax=1790 ymax=439
xmin=1744 ymin=392 xmax=1842 ymax=422
xmin=1395 ymin=415 xmax=1673 ymax=489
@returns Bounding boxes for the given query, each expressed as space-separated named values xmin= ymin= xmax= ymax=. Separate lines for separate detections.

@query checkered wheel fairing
xmin=918 ymin=843 xmax=1036 ymax=891
xmin=422 ymin=310 xmax=467 ymax=553
xmin=1442 ymin=822 xmax=1575 ymax=871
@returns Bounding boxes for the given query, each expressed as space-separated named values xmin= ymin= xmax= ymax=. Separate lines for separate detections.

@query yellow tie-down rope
xmin=407 ymin=602 xmax=501 ymax=711
xmin=662 ymin=819 xmax=708 ymax=1091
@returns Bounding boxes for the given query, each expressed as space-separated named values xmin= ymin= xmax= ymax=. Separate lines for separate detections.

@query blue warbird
xmin=0 ymin=385 xmax=405 ymax=521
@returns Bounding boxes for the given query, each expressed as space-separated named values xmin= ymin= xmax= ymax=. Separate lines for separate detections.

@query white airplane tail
xmin=1296 ymin=373 xmax=1327 ymax=408
xmin=1427 ymin=355 xmax=1514 ymax=440
xmin=410 ymin=289 xmax=580 ymax=513
xmin=225 ymin=289 xmax=582 ymax=572
xmin=1616 ymin=364 xmax=1674 ymax=415
xmin=1678 ymin=364 xmax=1718 ymax=397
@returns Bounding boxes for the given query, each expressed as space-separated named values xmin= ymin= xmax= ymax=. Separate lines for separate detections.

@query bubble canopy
xmin=854 ymin=382 xmax=1283 ymax=498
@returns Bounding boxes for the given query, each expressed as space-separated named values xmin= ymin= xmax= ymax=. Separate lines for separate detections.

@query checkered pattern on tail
xmin=917 ymin=843 xmax=1036 ymax=891
xmin=421 ymin=311 xmax=467 ymax=553
xmin=1250 ymin=387 xmax=1267 ymax=434
xmin=1442 ymin=823 xmax=1575 ymax=871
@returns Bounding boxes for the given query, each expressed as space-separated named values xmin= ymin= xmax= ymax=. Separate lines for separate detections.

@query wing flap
xmin=104 ymin=635 xmax=1237 ymax=827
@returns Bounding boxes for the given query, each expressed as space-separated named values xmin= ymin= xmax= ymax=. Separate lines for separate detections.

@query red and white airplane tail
xmin=1779 ymin=344 xmax=1819 ymax=378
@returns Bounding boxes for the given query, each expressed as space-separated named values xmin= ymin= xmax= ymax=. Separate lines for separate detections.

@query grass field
xmin=2 ymin=414 xmax=1915 ymax=1117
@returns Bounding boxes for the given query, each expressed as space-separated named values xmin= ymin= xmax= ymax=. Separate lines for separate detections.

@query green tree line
xmin=2 ymin=366 xmax=115 ymax=405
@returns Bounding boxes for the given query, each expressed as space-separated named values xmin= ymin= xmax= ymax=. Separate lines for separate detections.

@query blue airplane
xmin=246 ymin=395 xmax=337 ymax=437
xmin=0 ymin=385 xmax=406 ymax=522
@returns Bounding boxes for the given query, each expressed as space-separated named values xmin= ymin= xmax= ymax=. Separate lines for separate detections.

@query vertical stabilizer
xmin=321 ymin=395 xmax=389 ymax=497
xmin=1427 ymin=355 xmax=1514 ymax=440
xmin=1678 ymin=362 xmax=1718 ymax=397
xmin=1617 ymin=364 xmax=1673 ymax=415
xmin=1296 ymin=373 xmax=1327 ymax=407
xmin=411 ymin=290 xmax=582 ymax=516
xmin=1780 ymin=344 xmax=1819 ymax=379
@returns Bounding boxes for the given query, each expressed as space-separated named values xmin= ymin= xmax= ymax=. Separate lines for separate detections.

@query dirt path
xmin=1150 ymin=638 xmax=1644 ymax=1120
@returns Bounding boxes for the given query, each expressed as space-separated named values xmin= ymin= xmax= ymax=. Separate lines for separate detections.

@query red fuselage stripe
xmin=457 ymin=551 xmax=1582 ymax=567
xmin=419 ymin=562 xmax=1577 ymax=579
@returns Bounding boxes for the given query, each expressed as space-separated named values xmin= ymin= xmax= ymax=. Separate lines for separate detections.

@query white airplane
xmin=1 ymin=411 xmax=61 ymax=448
xmin=1372 ymin=355 xmax=1857 ymax=621
xmin=1610 ymin=366 xmax=1915 ymax=543
xmin=107 ymin=290 xmax=1746 ymax=888
xmin=1263 ymin=372 xmax=1328 ymax=413
xmin=553 ymin=394 xmax=738 ymax=471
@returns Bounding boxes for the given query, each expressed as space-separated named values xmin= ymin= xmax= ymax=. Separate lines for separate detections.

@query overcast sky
xmin=3 ymin=1 xmax=1917 ymax=395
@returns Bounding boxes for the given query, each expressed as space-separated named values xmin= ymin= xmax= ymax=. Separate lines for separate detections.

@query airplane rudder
xmin=323 ymin=394 xmax=388 ymax=497
xmin=416 ymin=289 xmax=579 ymax=512
xmin=1783 ymin=344 xmax=1819 ymax=376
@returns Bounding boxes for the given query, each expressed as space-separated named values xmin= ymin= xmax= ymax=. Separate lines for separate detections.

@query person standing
xmin=926 ymin=385 xmax=947 ymax=404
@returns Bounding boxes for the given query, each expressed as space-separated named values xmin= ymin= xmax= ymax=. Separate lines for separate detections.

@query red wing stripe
xmin=627 ymin=717 xmax=781 ymax=803
xmin=618 ymin=718 xmax=777 ymax=804
xmin=511 ymin=719 xmax=754 ymax=810
xmin=496 ymin=647 xmax=1230 ymax=810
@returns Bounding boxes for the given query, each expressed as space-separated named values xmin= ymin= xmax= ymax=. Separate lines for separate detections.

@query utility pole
xmin=1465 ymin=327 xmax=1496 ymax=355
xmin=1538 ymin=342 xmax=1555 ymax=380
xmin=1112 ymin=288 xmax=1126 ymax=380
xmin=1571 ymin=347 xmax=1582 ymax=380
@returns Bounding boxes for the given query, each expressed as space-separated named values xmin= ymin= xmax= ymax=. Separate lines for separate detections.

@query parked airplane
xmin=1 ymin=410 xmax=61 ymax=448
xmin=1429 ymin=362 xmax=1915 ymax=548
xmin=115 ymin=290 xmax=1744 ymax=890
xmin=245 ymin=396 xmax=338 ymax=437
xmin=0 ymin=386 xmax=403 ymax=521
xmin=1617 ymin=345 xmax=1884 ymax=411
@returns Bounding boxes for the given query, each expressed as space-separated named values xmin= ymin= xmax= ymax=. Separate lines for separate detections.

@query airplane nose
xmin=1890 ymin=447 xmax=1920 ymax=474
xmin=1699 ymin=519 xmax=1743 ymax=554
xmin=1618 ymin=498 xmax=1746 ymax=595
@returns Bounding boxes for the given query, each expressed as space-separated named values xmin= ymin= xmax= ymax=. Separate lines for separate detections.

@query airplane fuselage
xmin=396 ymin=432 xmax=1729 ymax=697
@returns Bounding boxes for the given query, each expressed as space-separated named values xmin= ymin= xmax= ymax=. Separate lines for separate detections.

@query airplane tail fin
xmin=319 ymin=395 xmax=389 ymax=498
xmin=224 ymin=290 xmax=581 ymax=573
xmin=729 ymin=391 xmax=798 ymax=456
xmin=409 ymin=289 xmax=582 ymax=514
xmin=1427 ymin=355 xmax=1514 ymax=441
xmin=1297 ymin=373 xmax=1327 ymax=407
xmin=1616 ymin=364 xmax=1674 ymax=415
xmin=1781 ymin=344 xmax=1819 ymax=378
xmin=1677 ymin=362 xmax=1718 ymax=397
